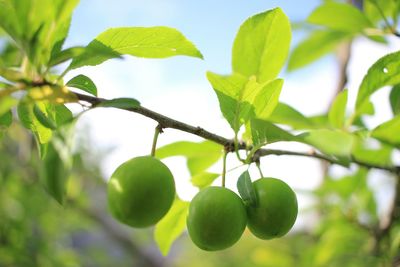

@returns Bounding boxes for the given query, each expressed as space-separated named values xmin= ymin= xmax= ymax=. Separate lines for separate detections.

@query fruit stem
xmin=256 ymin=161 xmax=264 ymax=178
xmin=234 ymin=134 xmax=246 ymax=163
xmin=151 ymin=124 xmax=163 ymax=157
xmin=222 ymin=150 xmax=228 ymax=187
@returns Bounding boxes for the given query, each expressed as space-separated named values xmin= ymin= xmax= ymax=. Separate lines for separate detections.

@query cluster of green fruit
xmin=107 ymin=156 xmax=298 ymax=251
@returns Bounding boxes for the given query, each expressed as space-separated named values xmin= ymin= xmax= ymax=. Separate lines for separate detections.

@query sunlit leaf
xmin=0 ymin=0 xmax=79 ymax=67
xmin=364 ymin=0 xmax=399 ymax=23
xmin=191 ymin=172 xmax=219 ymax=189
xmin=308 ymin=2 xmax=372 ymax=33
xmin=0 ymin=66 xmax=23 ymax=82
xmin=33 ymin=104 xmax=57 ymax=130
xmin=250 ymin=118 xmax=297 ymax=146
xmin=0 ymin=95 xmax=17 ymax=116
xmin=371 ymin=116 xmax=400 ymax=146
xmin=269 ymin=102 xmax=315 ymax=129
xmin=49 ymin=46 xmax=85 ymax=66
xmin=156 ymin=141 xmax=222 ymax=178
xmin=17 ymin=101 xmax=53 ymax=145
xmin=17 ymin=101 xmax=73 ymax=159
xmin=206 ymin=72 xmax=248 ymax=131
xmin=232 ymin=8 xmax=291 ymax=83
xmin=299 ymin=129 xmax=355 ymax=158
xmin=207 ymin=72 xmax=282 ymax=132
xmin=329 ymin=89 xmax=348 ymax=128
xmin=253 ymin=79 xmax=283 ymax=120
xmin=356 ymin=51 xmax=400 ymax=115
xmin=352 ymin=139 xmax=393 ymax=167
xmin=288 ymin=30 xmax=349 ymax=71
xmin=154 ymin=198 xmax=189 ymax=256
xmin=66 ymin=74 xmax=97 ymax=96
xmin=70 ymin=26 xmax=203 ymax=69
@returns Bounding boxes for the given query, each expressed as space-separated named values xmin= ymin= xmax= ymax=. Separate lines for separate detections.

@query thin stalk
xmin=150 ymin=124 xmax=162 ymax=157
xmin=256 ymin=161 xmax=264 ymax=178
xmin=221 ymin=150 xmax=228 ymax=187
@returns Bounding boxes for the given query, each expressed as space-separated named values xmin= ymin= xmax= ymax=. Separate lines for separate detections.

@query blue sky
xmin=66 ymin=0 xmax=321 ymax=94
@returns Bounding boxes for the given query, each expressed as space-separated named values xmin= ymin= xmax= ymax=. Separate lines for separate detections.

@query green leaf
xmin=268 ymin=102 xmax=315 ymax=129
xmin=0 ymin=110 xmax=12 ymax=127
xmin=329 ymin=89 xmax=348 ymax=128
xmin=309 ymin=114 xmax=331 ymax=129
xmin=352 ymin=138 xmax=393 ymax=167
xmin=17 ymin=101 xmax=73 ymax=159
xmin=0 ymin=0 xmax=79 ymax=67
xmin=40 ymin=142 xmax=69 ymax=204
xmin=41 ymin=113 xmax=75 ymax=203
xmin=0 ymin=66 xmax=24 ymax=82
xmin=32 ymin=102 xmax=73 ymax=130
xmin=17 ymin=101 xmax=53 ymax=144
xmin=49 ymin=46 xmax=85 ymax=66
xmin=232 ymin=8 xmax=291 ymax=83
xmin=66 ymin=74 xmax=97 ymax=96
xmin=364 ymin=0 xmax=399 ymax=24
xmin=191 ymin=172 xmax=219 ymax=189
xmin=307 ymin=2 xmax=372 ymax=33
xmin=250 ymin=118 xmax=297 ymax=146
xmin=288 ymin=31 xmax=349 ymax=71
xmin=70 ymin=26 xmax=203 ymax=69
xmin=69 ymin=41 xmax=122 ymax=69
xmin=207 ymin=72 xmax=282 ymax=132
xmin=98 ymin=98 xmax=140 ymax=109
xmin=154 ymin=198 xmax=189 ymax=256
xmin=0 ymin=42 xmax=23 ymax=67
xmin=237 ymin=171 xmax=258 ymax=207
xmin=33 ymin=104 xmax=57 ymax=130
xmin=0 ymin=95 xmax=17 ymax=116
xmin=53 ymin=104 xmax=73 ymax=126
xmin=206 ymin=72 xmax=248 ymax=131
xmin=253 ymin=79 xmax=283 ymax=119
xmin=299 ymin=129 xmax=355 ymax=158
xmin=371 ymin=116 xmax=400 ymax=147
xmin=390 ymin=85 xmax=400 ymax=116
xmin=187 ymin=156 xmax=220 ymax=177
xmin=0 ymin=109 xmax=12 ymax=139
xmin=157 ymin=141 xmax=221 ymax=159
xmin=356 ymin=51 xmax=400 ymax=114
xmin=157 ymin=141 xmax=222 ymax=177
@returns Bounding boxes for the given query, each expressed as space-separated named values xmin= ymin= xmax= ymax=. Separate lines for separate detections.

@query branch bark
xmin=73 ymin=92 xmax=400 ymax=174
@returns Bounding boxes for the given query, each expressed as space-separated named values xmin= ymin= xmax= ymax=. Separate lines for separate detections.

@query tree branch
xmin=73 ymin=92 xmax=400 ymax=174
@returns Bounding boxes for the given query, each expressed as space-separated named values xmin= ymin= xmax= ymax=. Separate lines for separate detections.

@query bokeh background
xmin=1 ymin=0 xmax=400 ymax=266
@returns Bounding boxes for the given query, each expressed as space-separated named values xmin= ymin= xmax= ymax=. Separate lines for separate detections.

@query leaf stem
xmin=221 ymin=150 xmax=228 ymax=187
xmin=150 ymin=124 xmax=162 ymax=157
xmin=234 ymin=134 xmax=246 ymax=163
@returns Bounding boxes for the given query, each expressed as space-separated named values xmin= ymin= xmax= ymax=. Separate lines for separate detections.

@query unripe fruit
xmin=107 ymin=156 xmax=175 ymax=228
xmin=187 ymin=186 xmax=247 ymax=251
xmin=246 ymin=178 xmax=297 ymax=240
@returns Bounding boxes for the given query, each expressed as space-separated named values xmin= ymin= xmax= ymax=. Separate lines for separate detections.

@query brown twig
xmin=73 ymin=92 xmax=400 ymax=174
